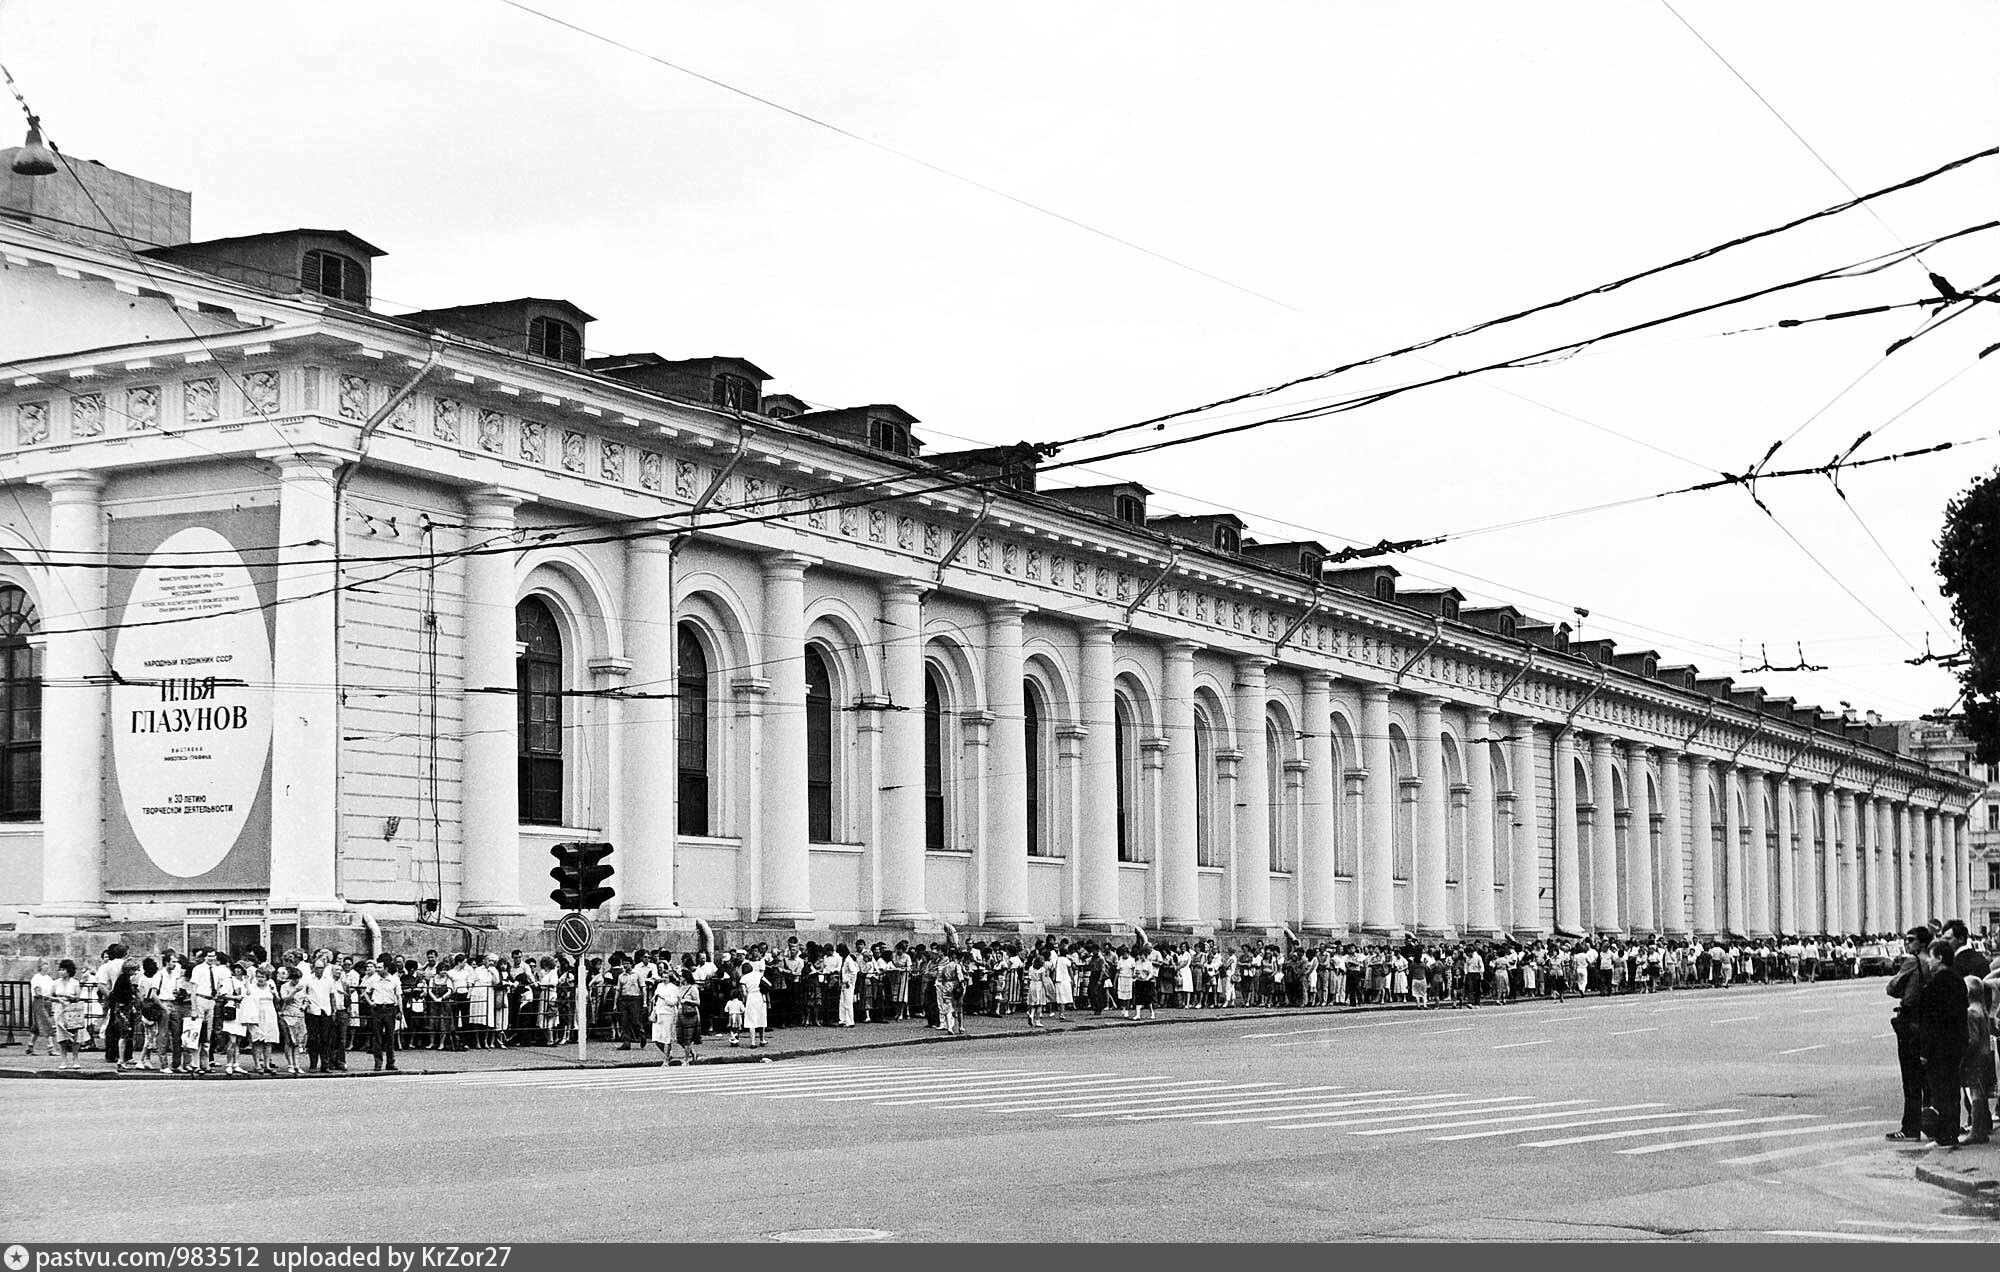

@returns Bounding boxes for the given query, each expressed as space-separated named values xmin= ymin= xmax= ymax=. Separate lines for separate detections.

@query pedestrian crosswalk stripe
xmin=907 ymin=1077 xmax=1255 ymax=1109
xmin=1521 ymin=1114 xmax=1816 ymax=1148
xmin=1197 ymin=1094 xmax=1524 ymax=1126
xmin=755 ymin=1068 xmax=1077 ymax=1098
xmin=612 ymin=1066 xmax=1040 ymax=1095
xmin=1616 ymin=1120 xmax=1884 ymax=1155
xmin=1717 ymin=1134 xmax=1884 ymax=1165
xmin=1354 ymin=1102 xmax=1664 ymax=1137
xmin=1266 ymin=1096 xmax=1565 ymax=1131
xmin=1108 ymin=1089 xmax=1424 ymax=1122
xmin=1314 ymin=1098 xmax=1593 ymax=1134
xmin=1432 ymin=1108 xmax=1742 ymax=1141
xmin=961 ymin=1084 xmax=1323 ymax=1114
xmin=806 ymin=1071 xmax=1092 ymax=1102
xmin=1246 ymin=1019 xmax=1426 ymax=1041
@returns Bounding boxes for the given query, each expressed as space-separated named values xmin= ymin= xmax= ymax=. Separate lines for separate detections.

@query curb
xmin=1914 ymin=1158 xmax=2000 ymax=1200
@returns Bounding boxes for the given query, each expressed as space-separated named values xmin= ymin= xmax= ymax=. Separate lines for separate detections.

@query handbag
xmin=58 ymin=1002 xmax=87 ymax=1032
xmin=219 ymin=996 xmax=238 ymax=1022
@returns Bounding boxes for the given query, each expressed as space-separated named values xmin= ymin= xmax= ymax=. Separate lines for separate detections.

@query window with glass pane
xmin=924 ymin=668 xmax=946 ymax=850
xmin=806 ymin=647 xmax=833 ymax=842
xmin=1024 ymin=683 xmax=1044 ymax=855
xmin=0 ymin=586 xmax=39 ymax=820
xmin=1194 ymin=708 xmax=1219 ymax=868
xmin=1115 ymin=698 xmax=1139 ymax=862
xmin=515 ymin=599 xmax=563 ymax=825
xmin=677 ymin=624 xmax=710 ymax=836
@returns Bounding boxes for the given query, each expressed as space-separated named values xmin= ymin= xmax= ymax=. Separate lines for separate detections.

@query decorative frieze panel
xmin=338 ymin=375 xmax=369 ymax=421
xmin=70 ymin=393 xmax=104 ymax=438
xmin=600 ymin=440 xmax=625 ymax=482
xmin=477 ymin=409 xmax=506 ymax=454
xmin=638 ymin=450 xmax=663 ymax=493
xmin=433 ymin=397 xmax=460 ymax=443
xmin=127 ymin=386 xmax=159 ymax=431
xmin=243 ymin=370 xmax=279 ymax=417
xmin=520 ymin=419 xmax=546 ymax=464
xmin=560 ymin=431 xmax=585 ymax=474
xmin=184 ymin=378 xmax=218 ymax=423
xmin=17 ymin=400 xmax=48 ymax=445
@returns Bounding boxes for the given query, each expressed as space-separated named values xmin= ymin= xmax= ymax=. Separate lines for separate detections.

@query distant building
xmin=1896 ymin=717 xmax=2000 ymax=934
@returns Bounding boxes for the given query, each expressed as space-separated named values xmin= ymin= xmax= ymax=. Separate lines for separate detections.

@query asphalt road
xmin=6 ymin=978 xmax=1996 ymax=1243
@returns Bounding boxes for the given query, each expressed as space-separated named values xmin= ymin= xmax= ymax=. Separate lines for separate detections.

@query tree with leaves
xmin=1936 ymin=466 xmax=2000 ymax=762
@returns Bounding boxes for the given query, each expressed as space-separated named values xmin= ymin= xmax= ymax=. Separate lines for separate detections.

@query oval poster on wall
xmin=109 ymin=525 xmax=274 ymax=878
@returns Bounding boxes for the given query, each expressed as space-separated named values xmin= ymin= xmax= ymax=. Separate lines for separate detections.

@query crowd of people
xmin=19 ymin=925 xmax=1998 ymax=1144
xmin=1883 ymin=920 xmax=1997 ymax=1150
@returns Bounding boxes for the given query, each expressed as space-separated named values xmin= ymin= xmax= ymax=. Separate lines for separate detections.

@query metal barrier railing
xmin=0 ymin=979 xmax=27 ymax=1046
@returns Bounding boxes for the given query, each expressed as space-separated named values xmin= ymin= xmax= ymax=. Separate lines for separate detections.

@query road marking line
xmin=755 ymin=1070 xmax=1092 ymax=1099
xmin=1609 ymin=1028 xmax=1658 ymax=1037
xmin=709 ymin=1068 xmax=1074 ymax=1095
xmin=1776 ymin=1045 xmax=1824 ymax=1056
xmin=1763 ymin=1231 xmax=1926 ymax=1243
xmin=622 ymin=1069 xmax=1056 ymax=1095
xmin=1352 ymin=1100 xmax=1645 ymax=1136
xmin=1085 ymin=1089 xmax=1418 ymax=1121
xmin=1243 ymin=1019 xmax=1425 ymax=1040
xmin=812 ymin=1072 xmax=1091 ymax=1102
xmin=1719 ymin=1134 xmax=1901 ymax=1165
xmin=1420 ymin=1027 xmax=1474 ymax=1036
xmin=1711 ymin=1016 xmax=1762 ymax=1024
xmin=1799 ymin=1008 xmax=1836 ymax=1014
xmin=1436 ymin=1108 xmax=1742 ymax=1141
xmin=1194 ymin=1095 xmax=1507 ymax=1126
xmin=1268 ymin=1097 xmax=1566 ymax=1132
xmin=1031 ymin=1085 xmax=1351 ymax=1114
xmin=1873 ymin=1032 xmax=1894 ymax=1039
xmin=924 ymin=1079 xmax=1266 ymax=1110
xmin=1492 ymin=1039 xmax=1551 ymax=1050
xmin=1520 ymin=1114 xmax=1815 ymax=1148
xmin=1618 ymin=1120 xmax=1884 ymax=1155
xmin=1837 ymin=1219 xmax=1982 ymax=1231
xmin=448 ymin=1062 xmax=856 ymax=1087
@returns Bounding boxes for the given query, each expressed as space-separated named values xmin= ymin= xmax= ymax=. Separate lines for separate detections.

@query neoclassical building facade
xmin=0 ymin=161 xmax=1980 ymax=948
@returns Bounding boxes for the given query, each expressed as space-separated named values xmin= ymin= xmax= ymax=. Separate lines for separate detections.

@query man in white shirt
xmin=361 ymin=959 xmax=403 ymax=1071
xmin=300 ymin=955 xmax=337 ymax=1072
xmin=189 ymin=950 xmax=231 ymax=1073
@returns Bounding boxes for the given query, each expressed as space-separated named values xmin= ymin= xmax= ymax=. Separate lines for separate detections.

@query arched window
xmin=1331 ymin=729 xmax=1355 ymax=878
xmin=1115 ymin=696 xmax=1141 ymax=863
xmin=676 ymin=624 xmax=710 ymax=836
xmin=0 ymin=586 xmax=40 ymax=820
xmin=515 ymin=598 xmax=563 ymax=825
xmin=529 ymin=316 xmax=583 ymax=365
xmin=1267 ymin=721 xmax=1288 ymax=873
xmin=1024 ymin=681 xmax=1046 ymax=856
xmin=1391 ymin=730 xmax=1414 ymax=881
xmin=1194 ymin=706 xmax=1220 ymax=869
xmin=924 ymin=667 xmax=947 ymax=851
xmin=805 ymin=646 xmax=834 ymax=843
xmin=301 ymin=249 xmax=366 ymax=304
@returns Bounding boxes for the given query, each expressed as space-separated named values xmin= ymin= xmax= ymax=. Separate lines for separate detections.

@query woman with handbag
xmin=277 ymin=966 xmax=308 ymax=1075
xmin=239 ymin=965 xmax=280 ymax=1074
xmin=218 ymin=962 xmax=251 ymax=1075
xmin=50 ymin=959 xmax=88 ymax=1070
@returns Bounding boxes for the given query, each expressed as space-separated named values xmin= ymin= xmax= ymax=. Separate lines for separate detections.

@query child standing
xmin=725 ymin=985 xmax=746 ymax=1047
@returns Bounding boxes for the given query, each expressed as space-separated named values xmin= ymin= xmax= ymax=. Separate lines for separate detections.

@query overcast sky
xmin=8 ymin=0 xmax=1996 ymax=722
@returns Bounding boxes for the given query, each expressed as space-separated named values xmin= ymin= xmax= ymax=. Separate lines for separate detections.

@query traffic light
xmin=549 ymin=841 xmax=616 ymax=910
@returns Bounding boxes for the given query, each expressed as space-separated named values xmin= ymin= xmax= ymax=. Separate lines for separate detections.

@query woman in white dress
xmin=739 ymin=961 xmax=768 ymax=1048
xmin=236 ymin=966 xmax=280 ymax=1074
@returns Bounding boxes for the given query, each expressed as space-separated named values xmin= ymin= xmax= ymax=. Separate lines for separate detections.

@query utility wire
xmin=1658 ymin=0 xmax=1931 ymax=271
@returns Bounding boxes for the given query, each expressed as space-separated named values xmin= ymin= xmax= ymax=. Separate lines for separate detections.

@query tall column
xmin=1691 ymin=759 xmax=1717 ymax=936
xmin=1723 ymin=766 xmax=1747 ymax=937
xmin=1956 ymin=815 xmax=1971 ymax=923
xmin=1897 ymin=803 xmax=1916 ymax=930
xmin=615 ymin=534 xmax=680 ymax=917
xmin=1743 ymin=770 xmax=1770 ymax=936
xmin=1300 ymin=672 xmax=1341 ymax=932
xmin=1508 ymin=721 xmax=1542 ymax=935
xmin=1232 ymin=657 xmax=1273 ymax=930
xmin=30 ymin=474 xmax=109 ymax=923
xmin=262 ymin=453 xmax=343 ymax=910
xmin=983 ymin=603 xmax=1033 ymax=926
xmin=1553 ymin=729 xmax=1582 ymax=936
xmin=1413 ymin=696 xmax=1450 ymax=936
xmin=1463 ymin=707 xmax=1499 ymax=936
xmin=1159 ymin=642 xmax=1201 ymax=928
xmin=756 ymin=553 xmax=816 ymax=922
xmin=1926 ymin=809 xmax=1944 ymax=921
xmin=1876 ymin=797 xmax=1897 ymax=931
xmin=1775 ymin=776 xmax=1797 ymax=936
xmin=1360 ymin=685 xmax=1395 ymax=936
xmin=1818 ymin=786 xmax=1838 ymax=934
xmin=878 ymin=579 xmax=932 ymax=924
xmin=459 ymin=487 xmax=526 ymax=918
xmin=1836 ymin=789 xmax=1859 ymax=935
xmin=1076 ymin=622 xmax=1121 ymax=927
xmin=1625 ymin=742 xmax=1655 ymax=934
xmin=1659 ymin=751 xmax=1687 ymax=935
xmin=1589 ymin=733 xmax=1619 ymax=935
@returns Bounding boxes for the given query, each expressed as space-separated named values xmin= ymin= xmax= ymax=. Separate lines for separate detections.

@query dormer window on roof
xmin=1375 ymin=576 xmax=1395 ymax=603
xmin=301 ymin=248 xmax=366 ymax=305
xmin=529 ymin=315 xmax=583 ymax=365
xmin=1213 ymin=525 xmax=1240 ymax=553
xmin=1299 ymin=549 xmax=1325 ymax=578
xmin=869 ymin=416 xmax=913 ymax=456
xmin=712 ymin=372 xmax=757 ymax=412
xmin=1114 ymin=494 xmax=1146 ymax=525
